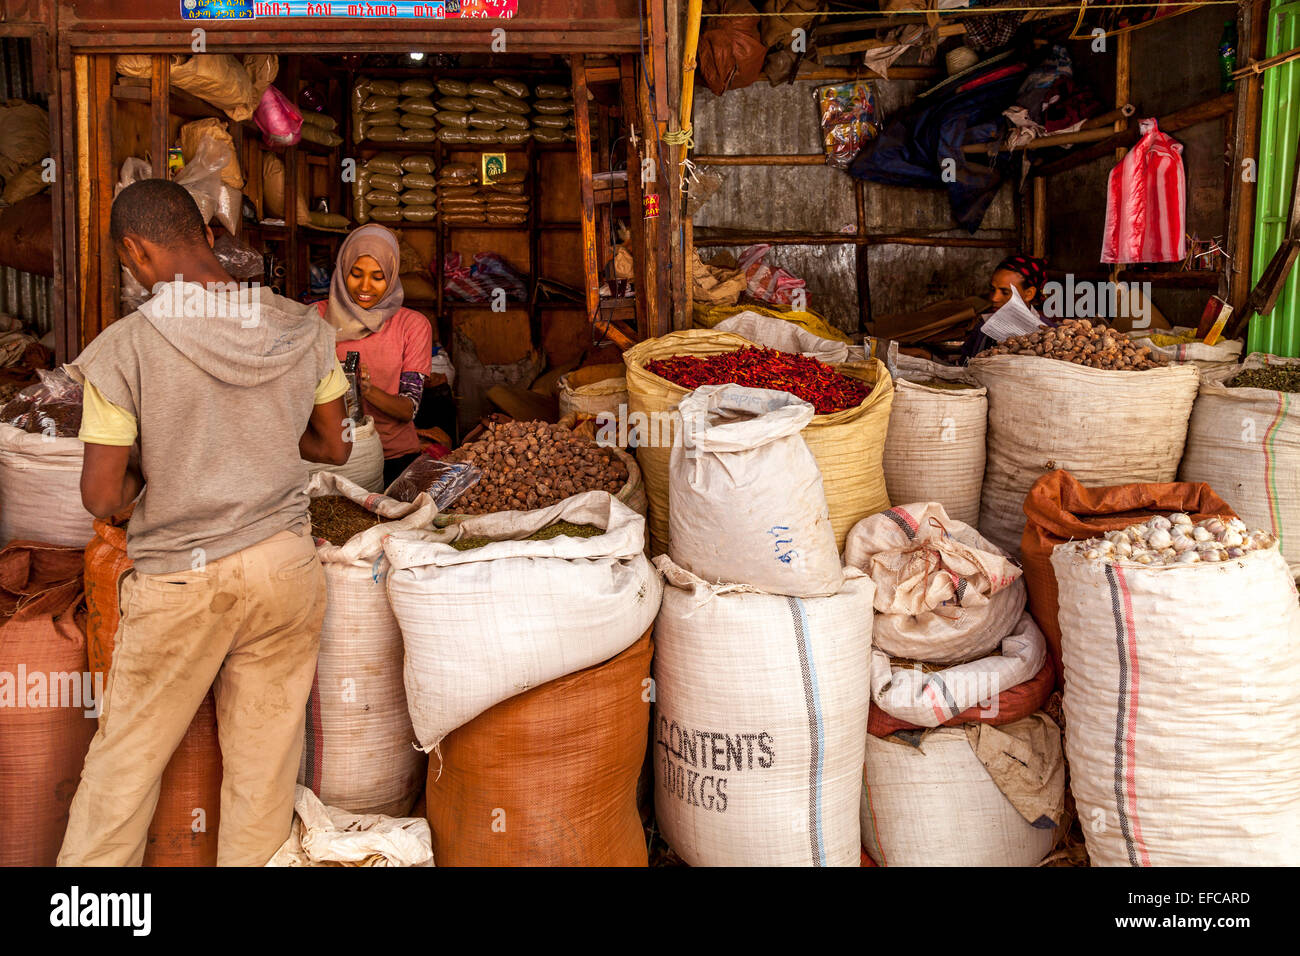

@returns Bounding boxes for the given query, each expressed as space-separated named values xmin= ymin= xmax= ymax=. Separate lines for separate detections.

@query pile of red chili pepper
xmin=645 ymin=347 xmax=871 ymax=415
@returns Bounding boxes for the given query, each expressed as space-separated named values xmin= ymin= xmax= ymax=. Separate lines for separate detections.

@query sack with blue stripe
xmin=651 ymin=555 xmax=872 ymax=866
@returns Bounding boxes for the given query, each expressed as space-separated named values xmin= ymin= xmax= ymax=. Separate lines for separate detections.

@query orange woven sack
xmin=426 ymin=630 xmax=652 ymax=867
xmin=84 ymin=514 xmax=223 ymax=866
xmin=0 ymin=542 xmax=97 ymax=866
xmin=1021 ymin=469 xmax=1235 ymax=689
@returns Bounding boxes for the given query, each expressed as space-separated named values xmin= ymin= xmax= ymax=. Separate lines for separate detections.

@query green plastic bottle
xmin=1220 ymin=20 xmax=1238 ymax=93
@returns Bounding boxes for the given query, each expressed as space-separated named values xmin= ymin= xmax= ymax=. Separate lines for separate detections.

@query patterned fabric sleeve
xmin=398 ymin=371 xmax=424 ymax=416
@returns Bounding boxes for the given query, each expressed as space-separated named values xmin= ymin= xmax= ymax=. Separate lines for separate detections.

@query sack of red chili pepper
xmin=624 ymin=330 xmax=895 ymax=558
xmin=644 ymin=347 xmax=871 ymax=415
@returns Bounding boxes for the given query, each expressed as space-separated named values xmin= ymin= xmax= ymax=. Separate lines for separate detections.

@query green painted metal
xmin=1250 ymin=0 xmax=1300 ymax=357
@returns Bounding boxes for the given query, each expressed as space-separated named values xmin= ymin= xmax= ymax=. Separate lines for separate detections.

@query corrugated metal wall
xmin=692 ymin=76 xmax=1017 ymax=332
xmin=0 ymin=36 xmax=54 ymax=338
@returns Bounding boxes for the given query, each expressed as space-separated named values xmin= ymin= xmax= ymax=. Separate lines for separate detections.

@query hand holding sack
xmin=669 ymin=385 xmax=842 ymax=597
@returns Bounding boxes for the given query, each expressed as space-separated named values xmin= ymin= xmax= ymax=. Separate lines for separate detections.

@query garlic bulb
xmin=1147 ymin=528 xmax=1173 ymax=549
xmin=1068 ymin=514 xmax=1278 ymax=567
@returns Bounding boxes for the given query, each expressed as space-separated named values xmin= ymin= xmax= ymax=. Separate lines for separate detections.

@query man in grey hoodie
xmin=58 ymin=179 xmax=352 ymax=866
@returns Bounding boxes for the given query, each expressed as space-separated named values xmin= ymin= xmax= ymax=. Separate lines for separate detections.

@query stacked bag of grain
xmin=0 ymin=542 xmax=98 ymax=865
xmin=298 ymin=109 xmax=343 ymax=149
xmin=1178 ymin=354 xmax=1300 ymax=578
xmin=303 ymin=475 xmax=437 ymax=818
xmin=653 ymin=385 xmax=873 ymax=866
xmin=845 ymin=501 xmax=1064 ymax=866
xmin=434 ymin=77 xmax=534 ymax=146
xmin=383 ymin=491 xmax=661 ymax=865
xmin=531 ymin=81 xmax=578 ymax=144
xmin=1052 ymin=510 xmax=1300 ymax=865
xmin=353 ymin=77 xmax=438 ymax=145
xmin=435 ymin=162 xmax=529 ymax=226
xmin=883 ymin=343 xmax=986 ymax=526
xmin=354 ymin=152 xmax=438 ymax=225
xmin=0 ymin=369 xmax=96 ymax=547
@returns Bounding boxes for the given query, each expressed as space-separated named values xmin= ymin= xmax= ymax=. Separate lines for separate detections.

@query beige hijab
xmin=324 ymin=224 xmax=405 ymax=342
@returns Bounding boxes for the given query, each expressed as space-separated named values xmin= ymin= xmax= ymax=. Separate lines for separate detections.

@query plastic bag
xmin=175 ymin=135 xmax=241 ymax=234
xmin=493 ymin=77 xmax=529 ymax=99
xmin=213 ymin=233 xmax=264 ymax=279
xmin=815 ymin=81 xmax=881 ymax=169
xmin=115 ymin=158 xmax=154 ymax=313
xmin=472 ymin=252 xmax=529 ymax=301
xmin=384 ymin=455 xmax=481 ymax=507
xmin=1 ymin=366 xmax=83 ymax=437
xmin=254 ymin=85 xmax=303 ymax=147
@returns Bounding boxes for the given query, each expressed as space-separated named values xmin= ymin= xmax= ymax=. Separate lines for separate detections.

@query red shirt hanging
xmin=1101 ymin=119 xmax=1187 ymax=264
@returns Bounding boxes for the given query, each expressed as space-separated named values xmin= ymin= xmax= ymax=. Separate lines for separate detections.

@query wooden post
xmin=92 ymin=54 xmax=117 ymax=340
xmin=665 ymin=0 xmax=687 ymax=330
xmin=1227 ymin=0 xmax=1264 ymax=313
xmin=1033 ymin=176 xmax=1047 ymax=259
xmin=1115 ymin=31 xmax=1131 ymax=163
xmin=149 ymin=54 xmax=169 ymax=178
xmin=620 ymin=54 xmax=651 ymax=340
xmin=855 ymin=178 xmax=870 ymax=334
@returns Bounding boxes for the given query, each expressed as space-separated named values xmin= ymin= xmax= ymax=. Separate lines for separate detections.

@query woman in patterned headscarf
xmin=960 ymin=253 xmax=1049 ymax=363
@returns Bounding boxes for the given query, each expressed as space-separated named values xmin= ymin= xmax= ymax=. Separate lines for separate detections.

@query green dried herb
xmin=1227 ymin=366 xmax=1300 ymax=393
xmin=450 ymin=521 xmax=604 ymax=551
xmin=309 ymin=495 xmax=390 ymax=547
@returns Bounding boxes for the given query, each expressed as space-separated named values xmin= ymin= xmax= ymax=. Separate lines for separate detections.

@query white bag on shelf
xmin=0 ymin=425 xmax=95 ymax=548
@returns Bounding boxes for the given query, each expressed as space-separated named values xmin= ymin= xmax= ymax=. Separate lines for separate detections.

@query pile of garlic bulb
xmin=1070 ymin=514 xmax=1277 ymax=566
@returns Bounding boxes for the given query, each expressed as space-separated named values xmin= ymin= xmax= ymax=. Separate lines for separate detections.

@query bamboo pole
xmin=962 ymin=124 xmax=1124 ymax=154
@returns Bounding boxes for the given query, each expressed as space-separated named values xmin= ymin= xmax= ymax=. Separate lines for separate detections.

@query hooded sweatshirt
xmin=70 ymin=281 xmax=339 ymax=573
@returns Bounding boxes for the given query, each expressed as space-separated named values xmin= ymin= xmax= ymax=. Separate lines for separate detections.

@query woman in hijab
xmin=317 ymin=224 xmax=433 ymax=486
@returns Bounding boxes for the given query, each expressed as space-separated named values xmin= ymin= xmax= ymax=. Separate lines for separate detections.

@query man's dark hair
xmin=110 ymin=179 xmax=208 ymax=247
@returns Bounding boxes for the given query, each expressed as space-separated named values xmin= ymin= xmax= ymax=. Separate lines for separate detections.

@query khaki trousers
xmin=58 ymin=528 xmax=326 ymax=867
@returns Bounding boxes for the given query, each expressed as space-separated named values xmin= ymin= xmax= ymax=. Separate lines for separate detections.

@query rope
xmin=662 ymin=126 xmax=695 ymax=149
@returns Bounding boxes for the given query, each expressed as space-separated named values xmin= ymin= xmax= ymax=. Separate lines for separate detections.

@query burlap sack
xmin=84 ymin=514 xmax=222 ymax=866
xmin=625 ymin=330 xmax=893 ymax=556
xmin=1020 ymin=469 xmax=1234 ymax=688
xmin=424 ymin=631 xmax=652 ymax=866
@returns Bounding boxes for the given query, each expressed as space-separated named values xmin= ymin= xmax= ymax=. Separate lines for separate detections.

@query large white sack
xmin=1178 ymin=354 xmax=1300 ymax=578
xmin=652 ymin=555 xmax=872 ymax=867
xmin=883 ymin=346 xmax=986 ymax=526
xmin=869 ymin=610 xmax=1046 ymax=726
xmin=713 ymin=311 xmax=850 ymax=364
xmin=302 ymin=473 xmax=435 ymax=816
xmin=0 ymin=424 xmax=95 ymax=547
xmin=305 ymin=415 xmax=385 ymax=493
xmin=844 ymin=501 xmax=1025 ymax=664
xmin=384 ymin=491 xmax=662 ymax=752
xmin=1052 ymin=542 xmax=1300 ymax=865
xmin=1128 ymin=325 xmax=1243 ymax=374
xmin=669 ymin=385 xmax=842 ymax=597
xmin=861 ymin=719 xmax=1060 ymax=867
xmin=970 ymin=356 xmax=1199 ymax=558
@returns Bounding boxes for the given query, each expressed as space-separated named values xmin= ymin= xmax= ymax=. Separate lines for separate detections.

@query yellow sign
xmin=481 ymin=152 xmax=507 ymax=184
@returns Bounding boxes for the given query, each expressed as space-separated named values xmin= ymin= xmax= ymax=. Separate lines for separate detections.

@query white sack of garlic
xmin=1073 ymin=514 xmax=1275 ymax=566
